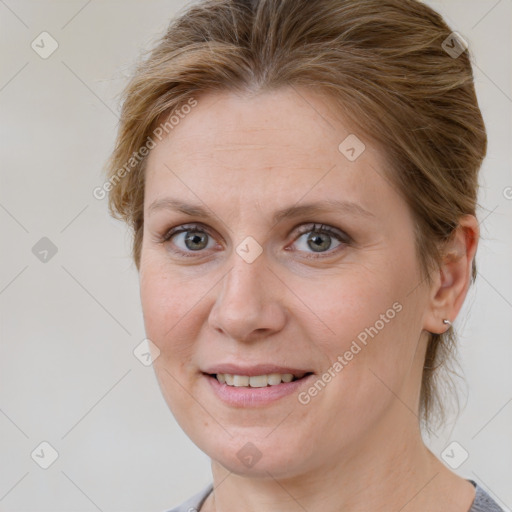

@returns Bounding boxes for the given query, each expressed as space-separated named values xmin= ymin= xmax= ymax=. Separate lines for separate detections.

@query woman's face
xmin=140 ymin=87 xmax=432 ymax=477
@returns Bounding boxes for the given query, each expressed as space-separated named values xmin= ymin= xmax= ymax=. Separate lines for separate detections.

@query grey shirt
xmin=164 ymin=479 xmax=504 ymax=512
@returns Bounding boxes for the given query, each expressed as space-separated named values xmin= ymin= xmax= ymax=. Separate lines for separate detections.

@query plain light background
xmin=0 ymin=0 xmax=511 ymax=511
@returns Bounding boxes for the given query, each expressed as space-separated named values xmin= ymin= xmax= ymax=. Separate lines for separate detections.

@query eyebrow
xmin=147 ymin=197 xmax=375 ymax=223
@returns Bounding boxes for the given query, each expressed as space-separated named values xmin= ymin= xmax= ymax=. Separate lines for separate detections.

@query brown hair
xmin=104 ymin=0 xmax=487 ymax=430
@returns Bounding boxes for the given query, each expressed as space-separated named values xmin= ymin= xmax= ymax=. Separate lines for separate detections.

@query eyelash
xmin=158 ymin=222 xmax=352 ymax=258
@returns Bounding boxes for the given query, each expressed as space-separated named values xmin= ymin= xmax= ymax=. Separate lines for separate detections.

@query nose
xmin=208 ymin=251 xmax=287 ymax=343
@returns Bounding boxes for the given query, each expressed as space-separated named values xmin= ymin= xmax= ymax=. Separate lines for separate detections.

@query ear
xmin=422 ymin=214 xmax=479 ymax=334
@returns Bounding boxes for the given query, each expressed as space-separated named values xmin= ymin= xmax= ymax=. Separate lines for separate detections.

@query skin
xmin=139 ymin=87 xmax=479 ymax=511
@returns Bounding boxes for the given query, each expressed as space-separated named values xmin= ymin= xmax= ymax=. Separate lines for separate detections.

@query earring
xmin=443 ymin=319 xmax=452 ymax=329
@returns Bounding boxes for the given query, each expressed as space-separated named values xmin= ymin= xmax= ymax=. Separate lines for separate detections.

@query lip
xmin=202 ymin=363 xmax=312 ymax=378
xmin=203 ymin=371 xmax=315 ymax=407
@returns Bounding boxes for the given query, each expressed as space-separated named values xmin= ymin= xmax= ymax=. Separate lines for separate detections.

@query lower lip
xmin=204 ymin=373 xmax=314 ymax=407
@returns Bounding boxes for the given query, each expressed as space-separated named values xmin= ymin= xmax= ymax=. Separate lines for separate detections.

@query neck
xmin=203 ymin=407 xmax=470 ymax=512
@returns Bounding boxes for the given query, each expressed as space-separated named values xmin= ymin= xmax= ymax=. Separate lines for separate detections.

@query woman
xmin=104 ymin=0 xmax=503 ymax=510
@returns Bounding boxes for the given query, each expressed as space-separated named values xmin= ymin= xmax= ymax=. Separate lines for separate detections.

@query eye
xmin=290 ymin=223 xmax=351 ymax=256
xmin=160 ymin=223 xmax=218 ymax=256
xmin=158 ymin=222 xmax=351 ymax=258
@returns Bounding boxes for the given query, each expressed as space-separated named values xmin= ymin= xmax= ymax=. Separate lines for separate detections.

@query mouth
xmin=205 ymin=371 xmax=314 ymax=387
xmin=201 ymin=364 xmax=316 ymax=406
xmin=201 ymin=366 xmax=316 ymax=407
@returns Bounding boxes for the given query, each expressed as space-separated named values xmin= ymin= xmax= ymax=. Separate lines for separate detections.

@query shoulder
xmin=162 ymin=480 xmax=506 ymax=512
xmin=468 ymin=480 xmax=506 ymax=512
xmin=163 ymin=483 xmax=213 ymax=512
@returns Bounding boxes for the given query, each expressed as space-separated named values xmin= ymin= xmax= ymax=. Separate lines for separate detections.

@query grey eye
xmin=294 ymin=228 xmax=344 ymax=254
xmin=183 ymin=231 xmax=209 ymax=251
xmin=169 ymin=229 xmax=215 ymax=252
xmin=304 ymin=231 xmax=333 ymax=252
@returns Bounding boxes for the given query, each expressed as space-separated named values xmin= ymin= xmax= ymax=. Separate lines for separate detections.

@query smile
xmin=203 ymin=371 xmax=315 ymax=407
xmin=214 ymin=372 xmax=310 ymax=387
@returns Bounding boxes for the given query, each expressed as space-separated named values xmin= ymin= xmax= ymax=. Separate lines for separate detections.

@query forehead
xmin=144 ymin=87 xmax=398 ymax=216
xmin=149 ymin=88 xmax=364 ymax=163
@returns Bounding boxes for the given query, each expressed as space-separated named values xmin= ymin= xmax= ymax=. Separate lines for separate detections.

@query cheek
xmin=139 ymin=258 xmax=209 ymax=431
xmin=305 ymin=264 xmax=406 ymax=349
xmin=306 ymin=254 xmax=421 ymax=387
xmin=139 ymin=252 xmax=203 ymax=363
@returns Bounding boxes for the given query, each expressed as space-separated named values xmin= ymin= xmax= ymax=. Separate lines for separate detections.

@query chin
xmin=194 ymin=431 xmax=315 ymax=479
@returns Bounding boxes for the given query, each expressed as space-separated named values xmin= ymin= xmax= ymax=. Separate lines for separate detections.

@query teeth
xmin=249 ymin=375 xmax=267 ymax=388
xmin=215 ymin=373 xmax=299 ymax=387
xmin=233 ymin=375 xmax=249 ymax=386
xmin=267 ymin=373 xmax=283 ymax=385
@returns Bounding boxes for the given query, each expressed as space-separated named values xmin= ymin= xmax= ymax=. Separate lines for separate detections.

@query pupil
xmin=185 ymin=231 xmax=207 ymax=250
xmin=308 ymin=232 xmax=331 ymax=252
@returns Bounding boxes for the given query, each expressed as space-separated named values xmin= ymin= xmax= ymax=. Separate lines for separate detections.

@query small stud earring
xmin=443 ymin=319 xmax=452 ymax=328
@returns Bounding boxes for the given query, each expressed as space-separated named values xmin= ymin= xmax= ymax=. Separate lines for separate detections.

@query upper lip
xmin=202 ymin=364 xmax=313 ymax=378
